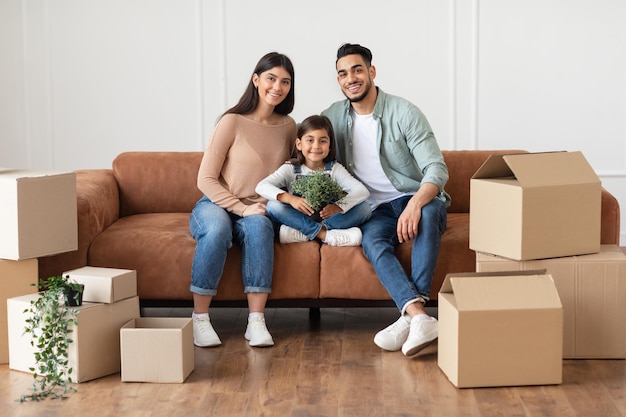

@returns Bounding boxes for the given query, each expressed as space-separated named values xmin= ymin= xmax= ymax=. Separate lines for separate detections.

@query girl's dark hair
xmin=336 ymin=43 xmax=373 ymax=67
xmin=292 ymin=115 xmax=336 ymax=165
xmin=221 ymin=52 xmax=295 ymax=119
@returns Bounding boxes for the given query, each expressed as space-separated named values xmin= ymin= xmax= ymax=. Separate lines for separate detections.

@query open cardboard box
xmin=469 ymin=151 xmax=601 ymax=260
xmin=438 ymin=270 xmax=563 ymax=388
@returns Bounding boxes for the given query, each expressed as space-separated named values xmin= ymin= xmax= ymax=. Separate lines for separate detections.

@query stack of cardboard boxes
xmin=7 ymin=267 xmax=141 ymax=382
xmin=438 ymin=151 xmax=626 ymax=388
xmin=0 ymin=169 xmax=78 ymax=364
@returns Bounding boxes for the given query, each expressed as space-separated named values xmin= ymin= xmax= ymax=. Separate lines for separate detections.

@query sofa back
xmin=113 ymin=150 xmax=528 ymax=216
xmin=113 ymin=152 xmax=203 ymax=216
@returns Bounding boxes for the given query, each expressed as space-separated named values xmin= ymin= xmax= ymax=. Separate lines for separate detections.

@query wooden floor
xmin=1 ymin=306 xmax=625 ymax=417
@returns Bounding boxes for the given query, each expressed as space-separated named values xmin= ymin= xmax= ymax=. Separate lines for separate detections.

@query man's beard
xmin=345 ymin=81 xmax=372 ymax=103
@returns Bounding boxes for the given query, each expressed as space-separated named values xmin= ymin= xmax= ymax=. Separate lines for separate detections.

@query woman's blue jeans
xmin=361 ymin=195 xmax=447 ymax=313
xmin=266 ymin=200 xmax=371 ymax=240
xmin=189 ymin=196 xmax=274 ymax=296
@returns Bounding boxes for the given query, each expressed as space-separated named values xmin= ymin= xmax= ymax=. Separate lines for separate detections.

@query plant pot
xmin=64 ymin=284 xmax=85 ymax=307
xmin=310 ymin=203 xmax=327 ymax=223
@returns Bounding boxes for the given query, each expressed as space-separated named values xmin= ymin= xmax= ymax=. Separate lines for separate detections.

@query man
xmin=322 ymin=43 xmax=450 ymax=356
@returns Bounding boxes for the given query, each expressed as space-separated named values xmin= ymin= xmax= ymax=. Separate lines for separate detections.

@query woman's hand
xmin=242 ymin=203 xmax=266 ymax=217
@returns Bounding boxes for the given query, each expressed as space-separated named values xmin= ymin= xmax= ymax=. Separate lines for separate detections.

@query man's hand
xmin=397 ymin=183 xmax=440 ymax=243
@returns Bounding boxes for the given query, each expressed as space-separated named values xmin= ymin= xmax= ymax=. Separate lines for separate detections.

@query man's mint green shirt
xmin=322 ymin=88 xmax=451 ymax=207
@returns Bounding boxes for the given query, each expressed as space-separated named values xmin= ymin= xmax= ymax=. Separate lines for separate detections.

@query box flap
xmin=503 ymin=151 xmax=599 ymax=187
xmin=471 ymin=154 xmax=516 ymax=180
xmin=439 ymin=270 xmax=559 ymax=311
xmin=471 ymin=151 xmax=599 ymax=188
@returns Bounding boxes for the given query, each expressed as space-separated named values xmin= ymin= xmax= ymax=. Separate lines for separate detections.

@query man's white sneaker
xmin=324 ymin=227 xmax=362 ymax=247
xmin=373 ymin=314 xmax=411 ymax=351
xmin=279 ymin=225 xmax=309 ymax=244
xmin=401 ymin=315 xmax=438 ymax=356
xmin=193 ymin=315 xmax=221 ymax=347
xmin=244 ymin=315 xmax=274 ymax=347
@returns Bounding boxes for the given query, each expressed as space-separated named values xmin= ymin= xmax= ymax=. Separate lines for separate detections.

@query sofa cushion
xmin=88 ymin=213 xmax=321 ymax=301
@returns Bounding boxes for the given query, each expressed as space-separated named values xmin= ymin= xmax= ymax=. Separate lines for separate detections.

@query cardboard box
xmin=438 ymin=271 xmax=563 ymax=388
xmin=63 ymin=266 xmax=137 ymax=303
xmin=0 ymin=169 xmax=77 ymax=260
xmin=7 ymin=294 xmax=140 ymax=382
xmin=476 ymin=245 xmax=626 ymax=358
xmin=120 ymin=317 xmax=194 ymax=383
xmin=469 ymin=151 xmax=601 ymax=260
xmin=1 ymin=258 xmax=38 ymax=364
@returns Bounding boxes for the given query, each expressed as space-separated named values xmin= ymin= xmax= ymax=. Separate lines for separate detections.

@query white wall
xmin=1 ymin=0 xmax=624 ymax=244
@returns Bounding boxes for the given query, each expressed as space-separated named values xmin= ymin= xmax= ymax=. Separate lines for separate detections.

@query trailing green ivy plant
xmin=18 ymin=275 xmax=83 ymax=402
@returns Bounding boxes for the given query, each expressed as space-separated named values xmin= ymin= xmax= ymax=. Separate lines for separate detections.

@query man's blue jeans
xmin=361 ymin=195 xmax=447 ymax=313
xmin=266 ymin=200 xmax=371 ymax=240
xmin=189 ymin=196 xmax=274 ymax=295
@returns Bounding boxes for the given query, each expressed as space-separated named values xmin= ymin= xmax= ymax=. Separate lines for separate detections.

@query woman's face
xmin=253 ymin=66 xmax=292 ymax=108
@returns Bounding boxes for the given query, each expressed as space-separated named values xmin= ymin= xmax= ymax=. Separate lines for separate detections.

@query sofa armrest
xmin=38 ymin=169 xmax=120 ymax=279
xmin=601 ymin=187 xmax=621 ymax=246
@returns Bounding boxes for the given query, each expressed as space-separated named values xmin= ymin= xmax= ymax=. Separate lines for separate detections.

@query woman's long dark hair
xmin=221 ymin=52 xmax=295 ymax=119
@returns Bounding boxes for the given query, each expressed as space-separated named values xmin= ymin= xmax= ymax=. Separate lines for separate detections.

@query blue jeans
xmin=361 ymin=195 xmax=447 ymax=313
xmin=266 ymin=200 xmax=371 ymax=240
xmin=189 ymin=196 xmax=274 ymax=295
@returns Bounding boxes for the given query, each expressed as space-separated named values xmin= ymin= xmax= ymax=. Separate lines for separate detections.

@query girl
xmin=256 ymin=115 xmax=371 ymax=246
xmin=190 ymin=52 xmax=297 ymax=348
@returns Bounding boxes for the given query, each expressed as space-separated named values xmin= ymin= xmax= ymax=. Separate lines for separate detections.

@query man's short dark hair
xmin=336 ymin=43 xmax=373 ymax=66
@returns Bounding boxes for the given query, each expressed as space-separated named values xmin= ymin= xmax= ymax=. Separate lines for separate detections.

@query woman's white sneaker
xmin=244 ymin=315 xmax=275 ymax=347
xmin=193 ymin=315 xmax=221 ymax=347
xmin=373 ymin=314 xmax=411 ymax=351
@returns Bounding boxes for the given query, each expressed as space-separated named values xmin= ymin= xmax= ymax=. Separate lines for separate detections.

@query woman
xmin=190 ymin=52 xmax=297 ymax=348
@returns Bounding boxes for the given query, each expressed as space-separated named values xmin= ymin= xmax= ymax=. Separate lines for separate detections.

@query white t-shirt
xmin=352 ymin=112 xmax=409 ymax=209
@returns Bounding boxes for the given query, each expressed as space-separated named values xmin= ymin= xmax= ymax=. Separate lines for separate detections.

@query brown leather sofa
xmin=38 ymin=150 xmax=621 ymax=308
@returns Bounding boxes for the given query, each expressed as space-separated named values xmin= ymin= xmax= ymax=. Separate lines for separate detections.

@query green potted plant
xmin=291 ymin=170 xmax=346 ymax=221
xmin=18 ymin=275 xmax=84 ymax=402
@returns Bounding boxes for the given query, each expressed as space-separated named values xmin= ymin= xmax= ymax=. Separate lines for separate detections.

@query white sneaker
xmin=402 ymin=315 xmax=438 ymax=356
xmin=279 ymin=225 xmax=309 ymax=244
xmin=373 ymin=314 xmax=411 ymax=351
xmin=324 ymin=227 xmax=362 ymax=247
xmin=193 ymin=315 xmax=221 ymax=347
xmin=244 ymin=315 xmax=274 ymax=347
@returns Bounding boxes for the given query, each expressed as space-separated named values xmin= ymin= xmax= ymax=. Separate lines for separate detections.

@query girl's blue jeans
xmin=361 ymin=195 xmax=448 ymax=313
xmin=189 ymin=196 xmax=274 ymax=296
xmin=265 ymin=200 xmax=372 ymax=240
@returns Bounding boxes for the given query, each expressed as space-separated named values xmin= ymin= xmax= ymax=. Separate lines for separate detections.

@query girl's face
xmin=296 ymin=128 xmax=331 ymax=169
xmin=253 ymin=66 xmax=292 ymax=108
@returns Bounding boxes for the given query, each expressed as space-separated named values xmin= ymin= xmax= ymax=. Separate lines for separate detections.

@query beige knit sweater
xmin=197 ymin=113 xmax=297 ymax=216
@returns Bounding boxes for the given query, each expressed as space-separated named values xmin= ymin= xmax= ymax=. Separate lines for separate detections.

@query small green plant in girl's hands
xmin=291 ymin=170 xmax=345 ymax=212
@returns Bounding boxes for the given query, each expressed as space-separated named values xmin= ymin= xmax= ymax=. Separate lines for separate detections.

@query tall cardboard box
xmin=120 ymin=317 xmax=194 ymax=383
xmin=1 ymin=258 xmax=38 ymax=364
xmin=469 ymin=151 xmax=601 ymax=260
xmin=7 ymin=294 xmax=140 ymax=382
xmin=438 ymin=271 xmax=563 ymax=388
xmin=0 ymin=169 xmax=77 ymax=260
xmin=476 ymin=245 xmax=626 ymax=358
xmin=63 ymin=266 xmax=137 ymax=304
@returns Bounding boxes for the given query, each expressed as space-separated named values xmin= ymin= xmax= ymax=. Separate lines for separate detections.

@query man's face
xmin=336 ymin=54 xmax=375 ymax=103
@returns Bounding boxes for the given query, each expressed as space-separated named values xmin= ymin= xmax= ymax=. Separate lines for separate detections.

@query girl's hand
xmin=278 ymin=193 xmax=314 ymax=216
xmin=319 ymin=203 xmax=342 ymax=219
